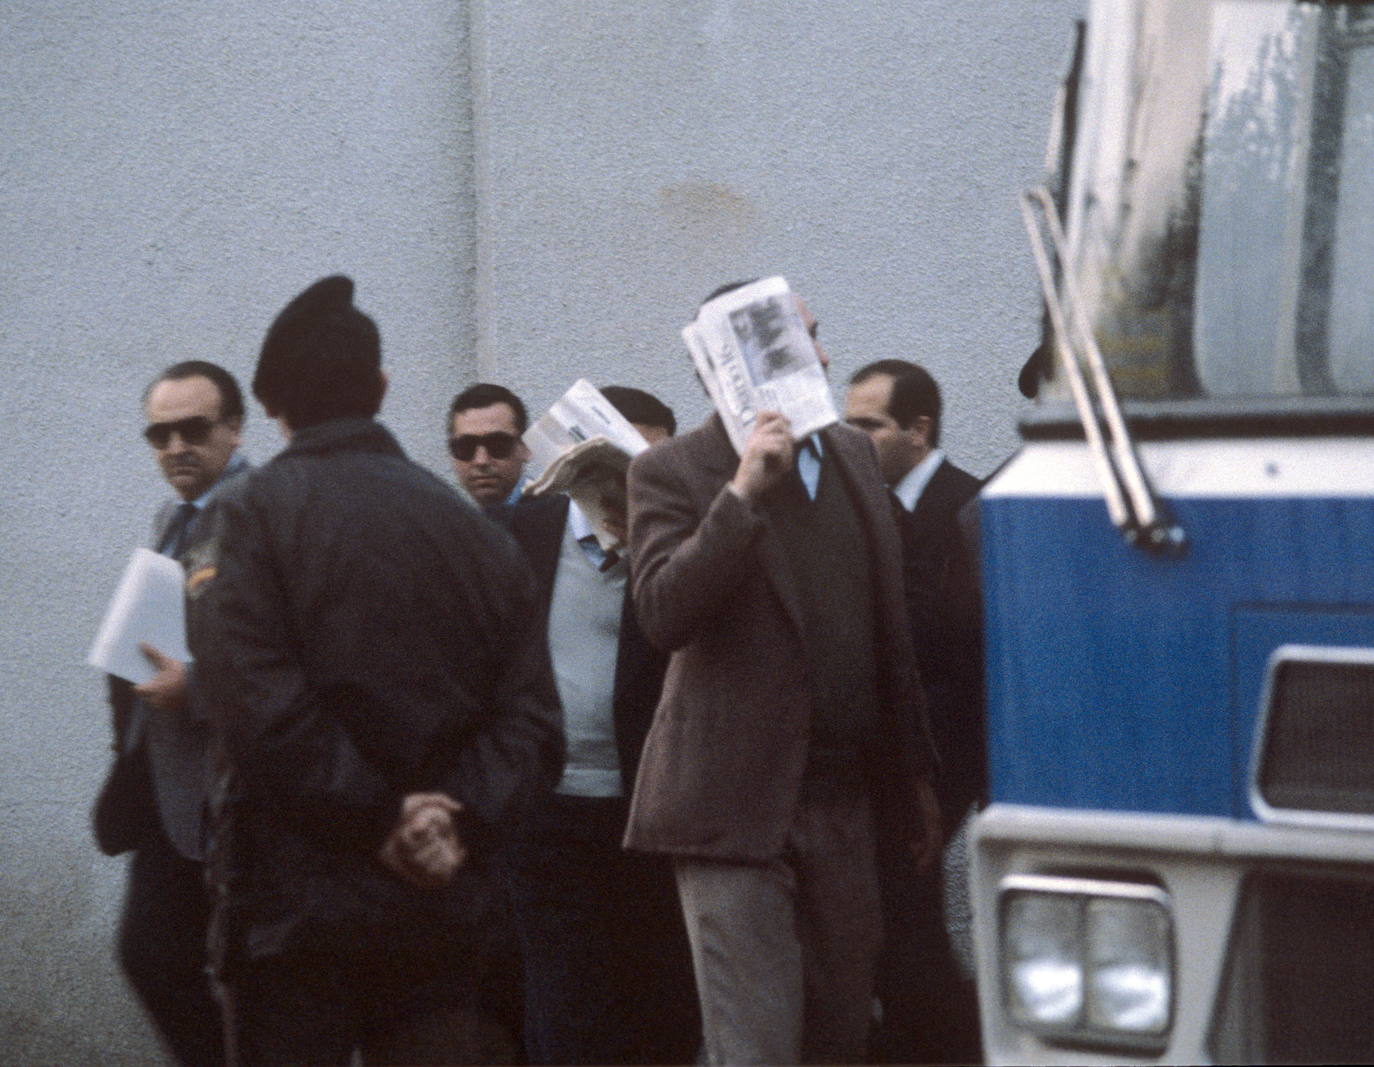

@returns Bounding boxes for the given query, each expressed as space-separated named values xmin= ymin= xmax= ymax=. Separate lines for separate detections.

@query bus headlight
xmin=1005 ymin=891 xmax=1084 ymax=1025
xmin=1000 ymin=874 xmax=1174 ymax=1050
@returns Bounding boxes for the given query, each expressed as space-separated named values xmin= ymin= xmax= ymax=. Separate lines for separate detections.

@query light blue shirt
xmin=568 ymin=498 xmax=612 ymax=568
xmin=892 ymin=448 xmax=946 ymax=512
xmin=504 ymin=474 xmax=530 ymax=508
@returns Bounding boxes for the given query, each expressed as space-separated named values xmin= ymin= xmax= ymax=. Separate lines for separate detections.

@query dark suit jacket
xmin=505 ymin=493 xmax=666 ymax=796
xmin=897 ymin=457 xmax=986 ymax=822
xmin=93 ymin=454 xmax=251 ymax=860
xmin=623 ymin=415 xmax=934 ymax=862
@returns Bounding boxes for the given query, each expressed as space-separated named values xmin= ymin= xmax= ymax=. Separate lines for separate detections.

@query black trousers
xmin=117 ymin=826 xmax=223 ymax=1067
xmin=507 ymin=794 xmax=700 ymax=1066
xmin=871 ymin=835 xmax=982 ymax=1066
xmin=232 ymin=939 xmax=499 ymax=1066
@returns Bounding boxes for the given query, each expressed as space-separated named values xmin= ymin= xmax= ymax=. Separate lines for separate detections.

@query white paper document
xmin=683 ymin=275 xmax=838 ymax=454
xmin=87 ymin=548 xmax=190 ymax=685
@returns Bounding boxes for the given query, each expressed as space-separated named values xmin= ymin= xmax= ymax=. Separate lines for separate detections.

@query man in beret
xmin=189 ymin=275 xmax=563 ymax=1064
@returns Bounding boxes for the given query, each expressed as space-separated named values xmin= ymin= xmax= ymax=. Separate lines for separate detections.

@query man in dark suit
xmin=845 ymin=358 xmax=984 ymax=1065
xmin=625 ymin=287 xmax=941 ymax=1065
xmin=504 ymin=384 xmax=699 ymax=1065
xmin=93 ymin=360 xmax=249 ymax=1065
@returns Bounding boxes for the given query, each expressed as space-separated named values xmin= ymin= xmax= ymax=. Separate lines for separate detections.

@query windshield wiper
xmin=1020 ymin=186 xmax=1187 ymax=555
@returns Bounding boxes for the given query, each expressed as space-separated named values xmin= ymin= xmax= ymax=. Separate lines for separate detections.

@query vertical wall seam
xmin=467 ymin=0 xmax=496 ymax=378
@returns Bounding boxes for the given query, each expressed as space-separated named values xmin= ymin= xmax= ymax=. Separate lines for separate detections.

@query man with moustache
xmin=93 ymin=360 xmax=249 ymax=1065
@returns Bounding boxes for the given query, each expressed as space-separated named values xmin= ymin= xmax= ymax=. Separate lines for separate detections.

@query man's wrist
xmin=726 ymin=480 xmax=762 ymax=512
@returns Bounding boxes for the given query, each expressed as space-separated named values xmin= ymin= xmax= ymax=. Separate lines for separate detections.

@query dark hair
xmin=146 ymin=360 xmax=245 ymax=422
xmin=253 ymin=275 xmax=383 ymax=430
xmin=601 ymin=385 xmax=676 ymax=437
xmin=448 ymin=383 xmax=529 ymax=434
xmin=850 ymin=358 xmax=943 ymax=447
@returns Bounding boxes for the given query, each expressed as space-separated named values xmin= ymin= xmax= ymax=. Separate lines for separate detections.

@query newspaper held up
xmin=87 ymin=547 xmax=191 ymax=685
xmin=682 ymin=275 xmax=838 ymax=455
xmin=522 ymin=379 xmax=650 ymax=551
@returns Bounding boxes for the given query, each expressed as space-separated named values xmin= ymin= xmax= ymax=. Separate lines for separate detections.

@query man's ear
xmin=909 ymin=414 xmax=933 ymax=448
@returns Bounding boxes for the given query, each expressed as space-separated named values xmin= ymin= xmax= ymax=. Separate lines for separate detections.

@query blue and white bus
xmin=970 ymin=1 xmax=1374 ymax=1062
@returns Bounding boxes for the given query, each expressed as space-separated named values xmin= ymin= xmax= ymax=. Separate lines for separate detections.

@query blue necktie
xmin=159 ymin=502 xmax=198 ymax=558
xmin=578 ymin=534 xmax=620 ymax=573
xmin=795 ymin=437 xmax=822 ymax=501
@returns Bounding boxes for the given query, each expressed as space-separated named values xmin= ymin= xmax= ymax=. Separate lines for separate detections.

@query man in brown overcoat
xmin=623 ymin=286 xmax=942 ymax=1065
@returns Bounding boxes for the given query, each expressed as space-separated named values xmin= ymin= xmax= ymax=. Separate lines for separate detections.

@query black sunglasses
xmin=144 ymin=415 xmax=219 ymax=449
xmin=449 ymin=432 xmax=519 ymax=461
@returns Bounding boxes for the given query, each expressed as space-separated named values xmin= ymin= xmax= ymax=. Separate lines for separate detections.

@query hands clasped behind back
xmin=377 ymin=792 xmax=467 ymax=889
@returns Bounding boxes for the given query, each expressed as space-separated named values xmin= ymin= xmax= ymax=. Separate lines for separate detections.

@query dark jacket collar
xmin=278 ymin=416 xmax=404 ymax=460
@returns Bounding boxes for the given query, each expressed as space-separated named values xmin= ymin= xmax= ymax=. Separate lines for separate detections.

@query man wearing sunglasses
xmin=93 ymin=359 xmax=249 ymax=1065
xmin=447 ymin=383 xmax=531 ymax=512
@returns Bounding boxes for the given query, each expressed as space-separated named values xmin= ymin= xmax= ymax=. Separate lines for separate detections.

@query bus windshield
xmin=1055 ymin=0 xmax=1374 ymax=404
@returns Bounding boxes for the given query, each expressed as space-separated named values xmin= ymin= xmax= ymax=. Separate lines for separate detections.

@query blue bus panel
xmin=982 ymin=488 xmax=1374 ymax=818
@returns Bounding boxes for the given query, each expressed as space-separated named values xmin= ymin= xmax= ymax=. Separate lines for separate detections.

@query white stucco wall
xmin=2 ymin=3 xmax=477 ymax=1060
xmin=472 ymin=1 xmax=1082 ymax=477
xmin=2 ymin=1 xmax=1080 ymax=1059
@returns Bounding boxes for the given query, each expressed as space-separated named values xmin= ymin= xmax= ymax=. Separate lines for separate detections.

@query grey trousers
xmin=674 ymin=791 xmax=882 ymax=1066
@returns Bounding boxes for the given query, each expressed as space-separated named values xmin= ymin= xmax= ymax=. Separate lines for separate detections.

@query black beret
xmin=253 ymin=274 xmax=380 ymax=413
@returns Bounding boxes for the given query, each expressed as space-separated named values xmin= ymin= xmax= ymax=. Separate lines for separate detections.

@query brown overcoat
xmin=623 ymin=414 xmax=935 ymax=862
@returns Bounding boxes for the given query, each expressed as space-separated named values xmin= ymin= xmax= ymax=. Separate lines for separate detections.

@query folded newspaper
xmin=522 ymin=379 xmax=650 ymax=550
xmin=682 ymin=275 xmax=837 ymax=454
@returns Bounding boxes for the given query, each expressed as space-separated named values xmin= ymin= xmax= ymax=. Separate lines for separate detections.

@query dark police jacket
xmin=188 ymin=417 xmax=563 ymax=963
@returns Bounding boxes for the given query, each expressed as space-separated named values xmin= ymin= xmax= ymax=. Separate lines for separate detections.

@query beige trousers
xmin=674 ymin=791 xmax=883 ymax=1065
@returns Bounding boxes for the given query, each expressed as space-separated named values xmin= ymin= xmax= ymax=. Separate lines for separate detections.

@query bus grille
xmin=1211 ymin=870 xmax=1374 ymax=1065
xmin=1256 ymin=652 xmax=1374 ymax=817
